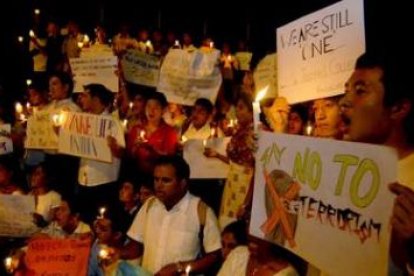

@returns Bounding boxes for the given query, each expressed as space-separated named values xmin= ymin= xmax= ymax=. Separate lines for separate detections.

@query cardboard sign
xmin=26 ymin=238 xmax=91 ymax=276
xmin=122 ymin=49 xmax=161 ymax=87
xmin=254 ymin=53 xmax=278 ymax=99
xmin=58 ymin=112 xmax=125 ymax=162
xmin=157 ymin=49 xmax=222 ymax=105
xmin=277 ymin=0 xmax=365 ymax=103
xmin=26 ymin=111 xmax=58 ymax=149
xmin=250 ymin=131 xmax=397 ymax=276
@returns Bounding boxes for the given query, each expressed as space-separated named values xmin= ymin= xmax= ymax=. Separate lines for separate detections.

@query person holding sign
xmin=341 ymin=50 xmax=414 ymax=274
xmin=76 ymin=84 xmax=125 ymax=224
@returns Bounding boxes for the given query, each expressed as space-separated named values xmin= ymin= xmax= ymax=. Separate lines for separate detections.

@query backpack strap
xmin=197 ymin=200 xmax=207 ymax=254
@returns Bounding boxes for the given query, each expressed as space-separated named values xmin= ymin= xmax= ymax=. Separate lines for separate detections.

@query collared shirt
xmin=127 ymin=192 xmax=221 ymax=273
xmin=182 ymin=123 xmax=223 ymax=140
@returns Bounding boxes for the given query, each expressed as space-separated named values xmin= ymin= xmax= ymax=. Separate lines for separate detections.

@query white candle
xmin=52 ymin=113 xmax=63 ymax=126
xmin=305 ymin=121 xmax=313 ymax=136
xmin=185 ymin=265 xmax=191 ymax=276
xmin=98 ymin=207 xmax=106 ymax=219
xmin=15 ymin=102 xmax=23 ymax=114
xmin=253 ymin=86 xmax=269 ymax=132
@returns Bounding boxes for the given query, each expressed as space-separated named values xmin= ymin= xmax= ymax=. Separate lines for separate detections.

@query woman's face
xmin=221 ymin=232 xmax=238 ymax=260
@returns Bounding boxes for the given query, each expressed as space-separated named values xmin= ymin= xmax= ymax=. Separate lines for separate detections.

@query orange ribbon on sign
xmin=260 ymin=167 xmax=300 ymax=248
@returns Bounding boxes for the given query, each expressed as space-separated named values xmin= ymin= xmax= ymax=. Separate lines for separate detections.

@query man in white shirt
xmin=76 ymin=84 xmax=124 ymax=223
xmin=121 ymin=155 xmax=222 ymax=275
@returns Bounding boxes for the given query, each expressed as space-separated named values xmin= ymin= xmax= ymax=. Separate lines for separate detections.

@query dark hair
xmin=194 ymin=98 xmax=214 ymax=114
xmin=222 ymin=220 xmax=248 ymax=245
xmin=48 ymin=71 xmax=74 ymax=96
xmin=147 ymin=91 xmax=168 ymax=108
xmin=0 ymin=154 xmax=23 ymax=186
xmin=154 ymin=155 xmax=190 ymax=181
xmin=84 ymin=83 xmax=114 ymax=107
xmin=61 ymin=194 xmax=81 ymax=215
xmin=355 ymin=50 xmax=414 ymax=145
xmin=237 ymin=92 xmax=254 ymax=112
xmin=31 ymin=162 xmax=54 ymax=188
xmin=290 ymin=104 xmax=308 ymax=123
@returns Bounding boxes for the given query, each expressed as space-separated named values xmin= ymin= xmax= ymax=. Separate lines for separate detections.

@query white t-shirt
xmin=127 ymin=192 xmax=221 ymax=273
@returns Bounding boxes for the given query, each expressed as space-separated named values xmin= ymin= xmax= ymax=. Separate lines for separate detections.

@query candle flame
xmin=34 ymin=9 xmax=40 ymax=15
xmin=15 ymin=102 xmax=23 ymax=113
xmin=29 ymin=30 xmax=35 ymax=38
xmin=99 ymin=248 xmax=109 ymax=259
xmin=99 ymin=207 xmax=106 ymax=217
xmin=18 ymin=36 xmax=24 ymax=43
xmin=255 ymin=85 xmax=269 ymax=102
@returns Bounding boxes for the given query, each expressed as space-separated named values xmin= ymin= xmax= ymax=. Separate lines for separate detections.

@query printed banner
xmin=121 ymin=49 xmax=161 ymax=87
xmin=277 ymin=0 xmax=365 ymax=103
xmin=157 ymin=49 xmax=222 ymax=106
xmin=250 ymin=131 xmax=397 ymax=276
xmin=183 ymin=137 xmax=230 ymax=179
xmin=26 ymin=238 xmax=91 ymax=276
xmin=25 ymin=111 xmax=58 ymax=149
xmin=58 ymin=112 xmax=125 ymax=162
xmin=0 ymin=195 xmax=38 ymax=237
xmin=0 ymin=124 xmax=13 ymax=154
xmin=70 ymin=56 xmax=118 ymax=92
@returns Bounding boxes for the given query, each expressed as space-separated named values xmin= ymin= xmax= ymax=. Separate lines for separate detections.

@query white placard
xmin=70 ymin=56 xmax=118 ymax=93
xmin=253 ymin=53 xmax=278 ymax=99
xmin=121 ymin=49 xmax=161 ymax=87
xmin=277 ymin=0 xmax=365 ymax=103
xmin=183 ymin=138 xmax=230 ymax=179
xmin=157 ymin=49 xmax=222 ymax=106
xmin=0 ymin=195 xmax=38 ymax=237
xmin=58 ymin=112 xmax=125 ymax=162
xmin=0 ymin=124 xmax=13 ymax=154
xmin=250 ymin=131 xmax=397 ymax=276
xmin=25 ymin=111 xmax=58 ymax=149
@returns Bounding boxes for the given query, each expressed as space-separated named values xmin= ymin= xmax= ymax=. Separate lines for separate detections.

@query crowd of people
xmin=0 ymin=16 xmax=413 ymax=276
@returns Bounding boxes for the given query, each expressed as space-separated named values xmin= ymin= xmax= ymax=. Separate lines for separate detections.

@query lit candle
xmin=98 ymin=207 xmax=106 ymax=218
xmin=128 ymin=101 xmax=133 ymax=110
xmin=77 ymin=41 xmax=84 ymax=48
xmin=4 ymin=256 xmax=15 ymax=273
xmin=209 ymin=41 xmax=214 ymax=49
xmin=122 ymin=119 xmax=128 ymax=128
xmin=174 ymin=40 xmax=180 ymax=48
xmin=15 ymin=102 xmax=23 ymax=114
xmin=52 ymin=113 xmax=63 ymax=126
xmin=253 ymin=86 xmax=269 ymax=132
xmin=98 ymin=248 xmax=109 ymax=260
xmin=305 ymin=121 xmax=313 ymax=136
xmin=185 ymin=265 xmax=191 ymax=276
xmin=139 ymin=130 xmax=147 ymax=141
xmin=26 ymin=79 xmax=32 ymax=86
xmin=17 ymin=36 xmax=24 ymax=43
xmin=227 ymin=55 xmax=232 ymax=61
xmin=29 ymin=30 xmax=35 ymax=38
xmin=34 ymin=9 xmax=40 ymax=15
xmin=83 ymin=34 xmax=90 ymax=44
xmin=210 ymin=127 xmax=216 ymax=138
xmin=145 ymin=40 xmax=152 ymax=47
xmin=181 ymin=135 xmax=188 ymax=143
xmin=228 ymin=119 xmax=234 ymax=128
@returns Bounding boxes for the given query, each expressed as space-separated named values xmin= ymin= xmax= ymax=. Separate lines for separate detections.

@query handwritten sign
xmin=235 ymin=51 xmax=253 ymax=71
xmin=121 ymin=49 xmax=161 ymax=87
xmin=26 ymin=111 xmax=58 ymax=149
xmin=253 ymin=53 xmax=278 ymax=99
xmin=58 ymin=112 xmax=125 ymax=162
xmin=183 ymin=138 xmax=230 ymax=179
xmin=0 ymin=124 xmax=13 ymax=154
xmin=26 ymin=238 xmax=91 ymax=276
xmin=0 ymin=195 xmax=38 ymax=237
xmin=70 ymin=56 xmax=118 ymax=92
xmin=277 ymin=0 xmax=365 ymax=103
xmin=250 ymin=131 xmax=397 ymax=276
xmin=157 ymin=49 xmax=222 ymax=106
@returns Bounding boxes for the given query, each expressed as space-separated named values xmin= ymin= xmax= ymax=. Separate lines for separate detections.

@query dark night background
xmin=0 ymin=0 xmax=405 ymax=102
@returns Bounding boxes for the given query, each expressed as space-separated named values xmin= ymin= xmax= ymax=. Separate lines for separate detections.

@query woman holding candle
xmin=204 ymin=92 xmax=255 ymax=228
xmin=127 ymin=91 xmax=178 ymax=175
